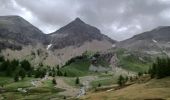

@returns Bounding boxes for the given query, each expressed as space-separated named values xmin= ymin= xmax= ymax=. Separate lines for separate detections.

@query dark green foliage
xmin=117 ymin=75 xmax=127 ymax=86
xmin=64 ymin=55 xmax=87 ymax=66
xmin=149 ymin=57 xmax=170 ymax=79
xmin=98 ymin=83 xmax=101 ymax=87
xmin=52 ymin=78 xmax=57 ymax=85
xmin=20 ymin=60 xmax=32 ymax=71
xmin=57 ymin=70 xmax=63 ymax=76
xmin=34 ymin=68 xmax=46 ymax=78
xmin=138 ymin=72 xmax=143 ymax=77
xmin=0 ymin=56 xmax=5 ymax=62
xmin=19 ymin=68 xmax=26 ymax=79
xmin=0 ymin=56 xmax=35 ymax=82
xmin=14 ymin=75 xmax=19 ymax=82
xmin=75 ymin=77 xmax=80 ymax=84
xmin=64 ymin=71 xmax=67 ymax=77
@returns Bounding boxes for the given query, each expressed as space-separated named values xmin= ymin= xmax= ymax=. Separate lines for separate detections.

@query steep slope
xmin=116 ymin=26 xmax=170 ymax=55
xmin=0 ymin=15 xmax=49 ymax=50
xmin=49 ymin=18 xmax=116 ymax=49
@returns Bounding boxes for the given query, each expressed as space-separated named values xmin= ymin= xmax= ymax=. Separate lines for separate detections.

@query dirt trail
xmin=55 ymin=77 xmax=79 ymax=97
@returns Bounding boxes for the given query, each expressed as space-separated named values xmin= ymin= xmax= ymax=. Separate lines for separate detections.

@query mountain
xmin=0 ymin=15 xmax=50 ymax=50
xmin=116 ymin=26 xmax=170 ymax=55
xmin=50 ymin=17 xmax=116 ymax=49
xmin=0 ymin=16 xmax=116 ymax=66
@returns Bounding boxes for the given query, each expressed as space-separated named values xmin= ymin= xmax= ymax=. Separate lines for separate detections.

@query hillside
xmin=81 ymin=77 xmax=170 ymax=100
xmin=0 ymin=16 xmax=116 ymax=66
xmin=0 ymin=16 xmax=49 ymax=50
xmin=116 ymin=26 xmax=170 ymax=55
xmin=50 ymin=18 xmax=116 ymax=49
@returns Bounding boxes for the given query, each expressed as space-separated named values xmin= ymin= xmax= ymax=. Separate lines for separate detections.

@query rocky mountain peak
xmin=0 ymin=15 xmax=50 ymax=49
xmin=50 ymin=17 xmax=116 ymax=49
xmin=74 ymin=17 xmax=84 ymax=23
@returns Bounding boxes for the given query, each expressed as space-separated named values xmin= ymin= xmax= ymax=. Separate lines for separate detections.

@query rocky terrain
xmin=116 ymin=26 xmax=170 ymax=55
xmin=50 ymin=17 xmax=116 ymax=49
xmin=0 ymin=15 xmax=115 ymax=66
xmin=0 ymin=16 xmax=50 ymax=49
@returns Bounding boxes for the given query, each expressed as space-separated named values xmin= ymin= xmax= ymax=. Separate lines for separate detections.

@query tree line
xmin=149 ymin=57 xmax=170 ymax=79
xmin=0 ymin=56 xmax=68 ymax=82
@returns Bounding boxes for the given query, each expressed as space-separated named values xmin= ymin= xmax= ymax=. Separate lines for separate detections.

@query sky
xmin=0 ymin=0 xmax=170 ymax=41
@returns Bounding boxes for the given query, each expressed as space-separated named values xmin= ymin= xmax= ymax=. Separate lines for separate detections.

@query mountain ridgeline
xmin=116 ymin=26 xmax=170 ymax=55
xmin=0 ymin=16 xmax=115 ymax=50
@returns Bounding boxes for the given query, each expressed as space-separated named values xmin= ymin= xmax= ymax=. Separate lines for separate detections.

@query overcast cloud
xmin=0 ymin=0 xmax=170 ymax=41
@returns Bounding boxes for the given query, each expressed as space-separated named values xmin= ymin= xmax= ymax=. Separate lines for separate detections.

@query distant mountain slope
xmin=116 ymin=26 xmax=170 ymax=55
xmin=0 ymin=16 xmax=49 ymax=50
xmin=50 ymin=18 xmax=116 ymax=49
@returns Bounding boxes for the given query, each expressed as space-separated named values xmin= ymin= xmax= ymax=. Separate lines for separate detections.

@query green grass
xmin=116 ymin=49 xmax=151 ymax=72
xmin=61 ymin=58 xmax=91 ymax=77
xmin=0 ymin=77 xmax=13 ymax=86
xmin=91 ymin=77 xmax=117 ymax=88
xmin=4 ymin=77 xmax=33 ymax=90
xmin=63 ymin=77 xmax=77 ymax=87
xmin=0 ymin=77 xmax=65 ymax=100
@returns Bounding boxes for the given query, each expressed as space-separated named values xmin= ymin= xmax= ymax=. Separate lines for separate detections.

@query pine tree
xmin=19 ymin=68 xmax=26 ymax=80
xmin=98 ymin=83 xmax=101 ymax=87
xmin=52 ymin=78 xmax=57 ymax=85
xmin=64 ymin=71 xmax=67 ymax=77
xmin=75 ymin=77 xmax=80 ymax=84
xmin=14 ymin=75 xmax=19 ymax=82
xmin=117 ymin=75 xmax=125 ymax=86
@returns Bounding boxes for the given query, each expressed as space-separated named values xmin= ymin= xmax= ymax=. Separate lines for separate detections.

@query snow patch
xmin=152 ymin=39 xmax=157 ymax=43
xmin=46 ymin=44 xmax=52 ymax=50
xmin=112 ymin=44 xmax=116 ymax=48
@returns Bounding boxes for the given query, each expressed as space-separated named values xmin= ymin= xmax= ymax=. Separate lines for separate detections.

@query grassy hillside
xmin=116 ymin=49 xmax=152 ymax=72
xmin=60 ymin=53 xmax=111 ymax=77
xmin=61 ymin=58 xmax=91 ymax=77
xmin=81 ymin=77 xmax=170 ymax=100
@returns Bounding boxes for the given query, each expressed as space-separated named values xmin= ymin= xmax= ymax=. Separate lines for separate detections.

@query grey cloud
xmin=1 ymin=0 xmax=170 ymax=40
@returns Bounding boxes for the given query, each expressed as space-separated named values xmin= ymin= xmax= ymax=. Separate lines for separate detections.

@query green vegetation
xmin=0 ymin=77 xmax=65 ymax=100
xmin=91 ymin=77 xmax=117 ymax=88
xmin=0 ymin=56 xmax=35 ymax=81
xmin=116 ymin=49 xmax=151 ymax=72
xmin=149 ymin=57 xmax=170 ymax=79
xmin=75 ymin=77 xmax=80 ymax=84
xmin=61 ymin=57 xmax=91 ymax=77
xmin=117 ymin=75 xmax=128 ymax=86
xmin=60 ymin=52 xmax=111 ymax=77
